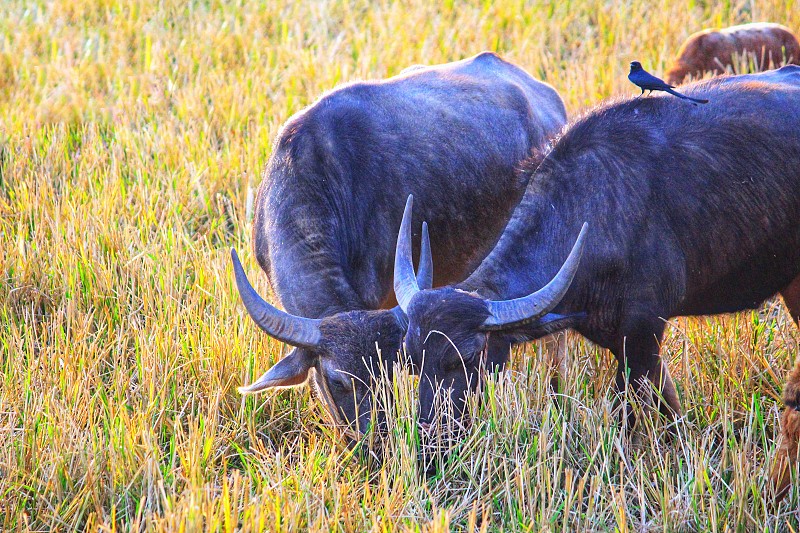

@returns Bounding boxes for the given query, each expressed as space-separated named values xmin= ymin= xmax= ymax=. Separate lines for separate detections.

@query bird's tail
xmin=665 ymin=88 xmax=709 ymax=104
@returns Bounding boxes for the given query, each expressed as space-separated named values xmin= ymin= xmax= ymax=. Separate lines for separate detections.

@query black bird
xmin=628 ymin=61 xmax=709 ymax=104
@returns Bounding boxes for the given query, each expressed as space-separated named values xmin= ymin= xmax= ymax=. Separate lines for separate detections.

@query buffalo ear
xmin=492 ymin=312 xmax=587 ymax=342
xmin=238 ymin=348 xmax=315 ymax=394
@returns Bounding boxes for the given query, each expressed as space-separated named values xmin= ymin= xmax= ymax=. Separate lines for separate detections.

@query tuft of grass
xmin=0 ymin=0 xmax=799 ymax=530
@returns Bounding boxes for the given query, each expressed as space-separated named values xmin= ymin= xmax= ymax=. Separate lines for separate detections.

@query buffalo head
xmin=231 ymin=198 xmax=433 ymax=443
xmin=394 ymin=199 xmax=587 ymax=432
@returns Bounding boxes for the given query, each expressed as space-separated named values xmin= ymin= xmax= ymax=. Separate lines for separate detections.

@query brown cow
xmin=772 ymin=276 xmax=800 ymax=501
xmin=665 ymin=23 xmax=800 ymax=85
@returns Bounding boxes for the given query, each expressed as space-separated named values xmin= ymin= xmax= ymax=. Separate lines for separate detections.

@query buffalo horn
xmin=231 ymin=248 xmax=322 ymax=349
xmin=394 ymin=195 xmax=421 ymax=311
xmin=482 ymin=223 xmax=588 ymax=329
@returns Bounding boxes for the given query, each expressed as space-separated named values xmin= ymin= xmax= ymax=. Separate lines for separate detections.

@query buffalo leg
xmin=612 ymin=318 xmax=681 ymax=426
xmin=771 ymin=277 xmax=800 ymax=501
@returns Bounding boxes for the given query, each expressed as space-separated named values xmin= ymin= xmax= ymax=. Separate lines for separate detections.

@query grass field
xmin=1 ymin=0 xmax=800 ymax=530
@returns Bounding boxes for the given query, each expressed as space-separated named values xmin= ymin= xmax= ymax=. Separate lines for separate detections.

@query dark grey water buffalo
xmin=395 ymin=67 xmax=800 ymax=486
xmin=232 ymin=52 xmax=567 ymax=439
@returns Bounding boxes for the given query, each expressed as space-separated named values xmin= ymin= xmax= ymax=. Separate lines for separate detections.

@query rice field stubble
xmin=1 ymin=0 xmax=799 ymax=530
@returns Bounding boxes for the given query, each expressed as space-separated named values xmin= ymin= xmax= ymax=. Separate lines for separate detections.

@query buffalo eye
xmin=327 ymin=373 xmax=354 ymax=394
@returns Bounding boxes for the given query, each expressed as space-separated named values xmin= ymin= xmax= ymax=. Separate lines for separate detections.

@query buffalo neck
xmin=458 ymin=163 xmax=586 ymax=308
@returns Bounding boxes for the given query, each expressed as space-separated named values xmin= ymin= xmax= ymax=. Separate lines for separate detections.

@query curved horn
xmin=417 ymin=221 xmax=434 ymax=290
xmin=394 ymin=195 xmax=420 ymax=312
xmin=482 ymin=223 xmax=588 ymax=330
xmin=390 ymin=219 xmax=433 ymax=328
xmin=231 ymin=248 xmax=322 ymax=349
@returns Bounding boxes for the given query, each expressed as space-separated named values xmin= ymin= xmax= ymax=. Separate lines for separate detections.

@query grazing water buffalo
xmin=232 ymin=52 xmax=567 ymax=440
xmin=665 ymin=22 xmax=800 ymax=86
xmin=394 ymin=67 xmax=800 ymax=493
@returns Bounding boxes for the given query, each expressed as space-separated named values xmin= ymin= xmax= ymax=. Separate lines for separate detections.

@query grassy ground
xmin=1 ymin=0 xmax=799 ymax=530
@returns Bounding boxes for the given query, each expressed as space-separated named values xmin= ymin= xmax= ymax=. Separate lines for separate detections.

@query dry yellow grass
xmin=1 ymin=0 xmax=799 ymax=530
